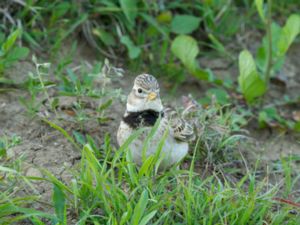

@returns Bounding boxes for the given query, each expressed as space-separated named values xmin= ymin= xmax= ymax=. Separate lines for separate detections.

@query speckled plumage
xmin=117 ymin=74 xmax=194 ymax=170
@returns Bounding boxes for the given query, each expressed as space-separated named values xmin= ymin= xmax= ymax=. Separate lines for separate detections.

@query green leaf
xmin=278 ymin=14 xmax=300 ymax=56
xmin=214 ymin=9 xmax=241 ymax=37
xmin=119 ymin=0 xmax=137 ymax=25
xmin=52 ymin=14 xmax=88 ymax=51
xmin=2 ymin=29 xmax=21 ymax=53
xmin=51 ymin=2 xmax=71 ymax=23
xmin=93 ymin=28 xmax=116 ymax=46
xmin=138 ymin=155 xmax=155 ymax=177
xmin=140 ymin=13 xmax=168 ymax=38
xmin=206 ymin=88 xmax=229 ymax=104
xmin=0 ymin=32 xmax=5 ymax=44
xmin=256 ymin=23 xmax=282 ymax=73
xmin=171 ymin=35 xmax=199 ymax=72
xmin=171 ymin=15 xmax=201 ymax=34
xmin=73 ymin=131 xmax=86 ymax=146
xmin=258 ymin=107 xmax=276 ymax=128
xmin=131 ymin=190 xmax=149 ymax=225
xmin=171 ymin=35 xmax=219 ymax=82
xmin=53 ymin=184 xmax=67 ymax=225
xmin=238 ymin=50 xmax=266 ymax=103
xmin=255 ymin=0 xmax=265 ymax=23
xmin=139 ymin=210 xmax=157 ymax=225
xmin=42 ymin=119 xmax=80 ymax=151
xmin=156 ymin=11 xmax=172 ymax=23
xmin=294 ymin=121 xmax=300 ymax=132
xmin=192 ymin=68 xmax=211 ymax=81
xmin=208 ymin=33 xmax=226 ymax=54
xmin=5 ymin=47 xmax=29 ymax=65
xmin=98 ymin=99 xmax=113 ymax=111
xmin=23 ymin=31 xmax=42 ymax=50
xmin=120 ymin=35 xmax=141 ymax=59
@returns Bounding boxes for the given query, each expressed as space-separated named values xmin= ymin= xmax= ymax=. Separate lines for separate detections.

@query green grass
xmin=0 ymin=132 xmax=299 ymax=224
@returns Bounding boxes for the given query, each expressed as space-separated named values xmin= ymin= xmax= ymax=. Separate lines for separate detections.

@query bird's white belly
xmin=117 ymin=122 xmax=188 ymax=169
xmin=131 ymin=138 xmax=188 ymax=169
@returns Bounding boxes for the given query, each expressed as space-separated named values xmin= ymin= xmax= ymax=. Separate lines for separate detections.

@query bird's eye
xmin=137 ymin=88 xmax=143 ymax=93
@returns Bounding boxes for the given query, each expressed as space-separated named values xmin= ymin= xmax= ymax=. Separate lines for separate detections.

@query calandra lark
xmin=117 ymin=74 xmax=195 ymax=170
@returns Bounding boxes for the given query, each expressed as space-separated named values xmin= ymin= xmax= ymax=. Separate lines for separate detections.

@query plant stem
xmin=36 ymin=64 xmax=57 ymax=116
xmin=265 ymin=0 xmax=272 ymax=85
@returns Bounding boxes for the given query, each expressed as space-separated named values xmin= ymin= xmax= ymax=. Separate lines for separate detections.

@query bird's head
xmin=126 ymin=74 xmax=163 ymax=112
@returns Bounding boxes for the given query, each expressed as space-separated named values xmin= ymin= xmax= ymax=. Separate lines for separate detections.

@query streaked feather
xmin=134 ymin=74 xmax=159 ymax=90
xmin=163 ymin=109 xmax=195 ymax=142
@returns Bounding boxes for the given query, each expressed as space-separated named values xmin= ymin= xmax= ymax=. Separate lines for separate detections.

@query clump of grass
xmin=20 ymin=56 xmax=123 ymax=134
xmin=0 ymin=134 xmax=21 ymax=158
xmin=0 ymin=134 xmax=55 ymax=224
xmin=21 ymin=132 xmax=299 ymax=224
xmin=182 ymin=96 xmax=246 ymax=165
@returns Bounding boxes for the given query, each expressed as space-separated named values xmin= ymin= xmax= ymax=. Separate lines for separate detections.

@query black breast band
xmin=123 ymin=110 xmax=164 ymax=129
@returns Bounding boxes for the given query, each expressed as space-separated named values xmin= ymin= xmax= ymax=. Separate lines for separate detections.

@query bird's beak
xmin=147 ymin=92 xmax=157 ymax=101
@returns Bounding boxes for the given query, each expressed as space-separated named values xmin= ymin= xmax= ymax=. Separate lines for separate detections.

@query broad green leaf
xmin=5 ymin=47 xmax=29 ymax=65
xmin=53 ymin=184 xmax=67 ymax=225
xmin=93 ymin=28 xmax=116 ymax=46
xmin=278 ymin=14 xmax=300 ymax=56
xmin=131 ymin=190 xmax=149 ymax=225
xmin=2 ymin=29 xmax=21 ymax=53
xmin=120 ymin=35 xmax=141 ymax=59
xmin=256 ymin=23 xmax=282 ymax=72
xmin=192 ymin=68 xmax=211 ymax=81
xmin=255 ymin=0 xmax=265 ymax=23
xmin=119 ymin=0 xmax=137 ymax=25
xmin=238 ymin=50 xmax=266 ymax=103
xmin=171 ymin=15 xmax=201 ymax=34
xmin=171 ymin=35 xmax=219 ymax=82
xmin=171 ymin=35 xmax=199 ymax=72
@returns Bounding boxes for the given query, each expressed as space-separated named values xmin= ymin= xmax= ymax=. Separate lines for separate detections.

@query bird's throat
xmin=123 ymin=109 xmax=164 ymax=129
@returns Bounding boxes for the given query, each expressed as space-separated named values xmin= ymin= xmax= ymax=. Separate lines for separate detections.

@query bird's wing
xmin=164 ymin=108 xmax=195 ymax=142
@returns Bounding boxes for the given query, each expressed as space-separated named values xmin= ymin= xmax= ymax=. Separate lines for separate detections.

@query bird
xmin=117 ymin=74 xmax=195 ymax=170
